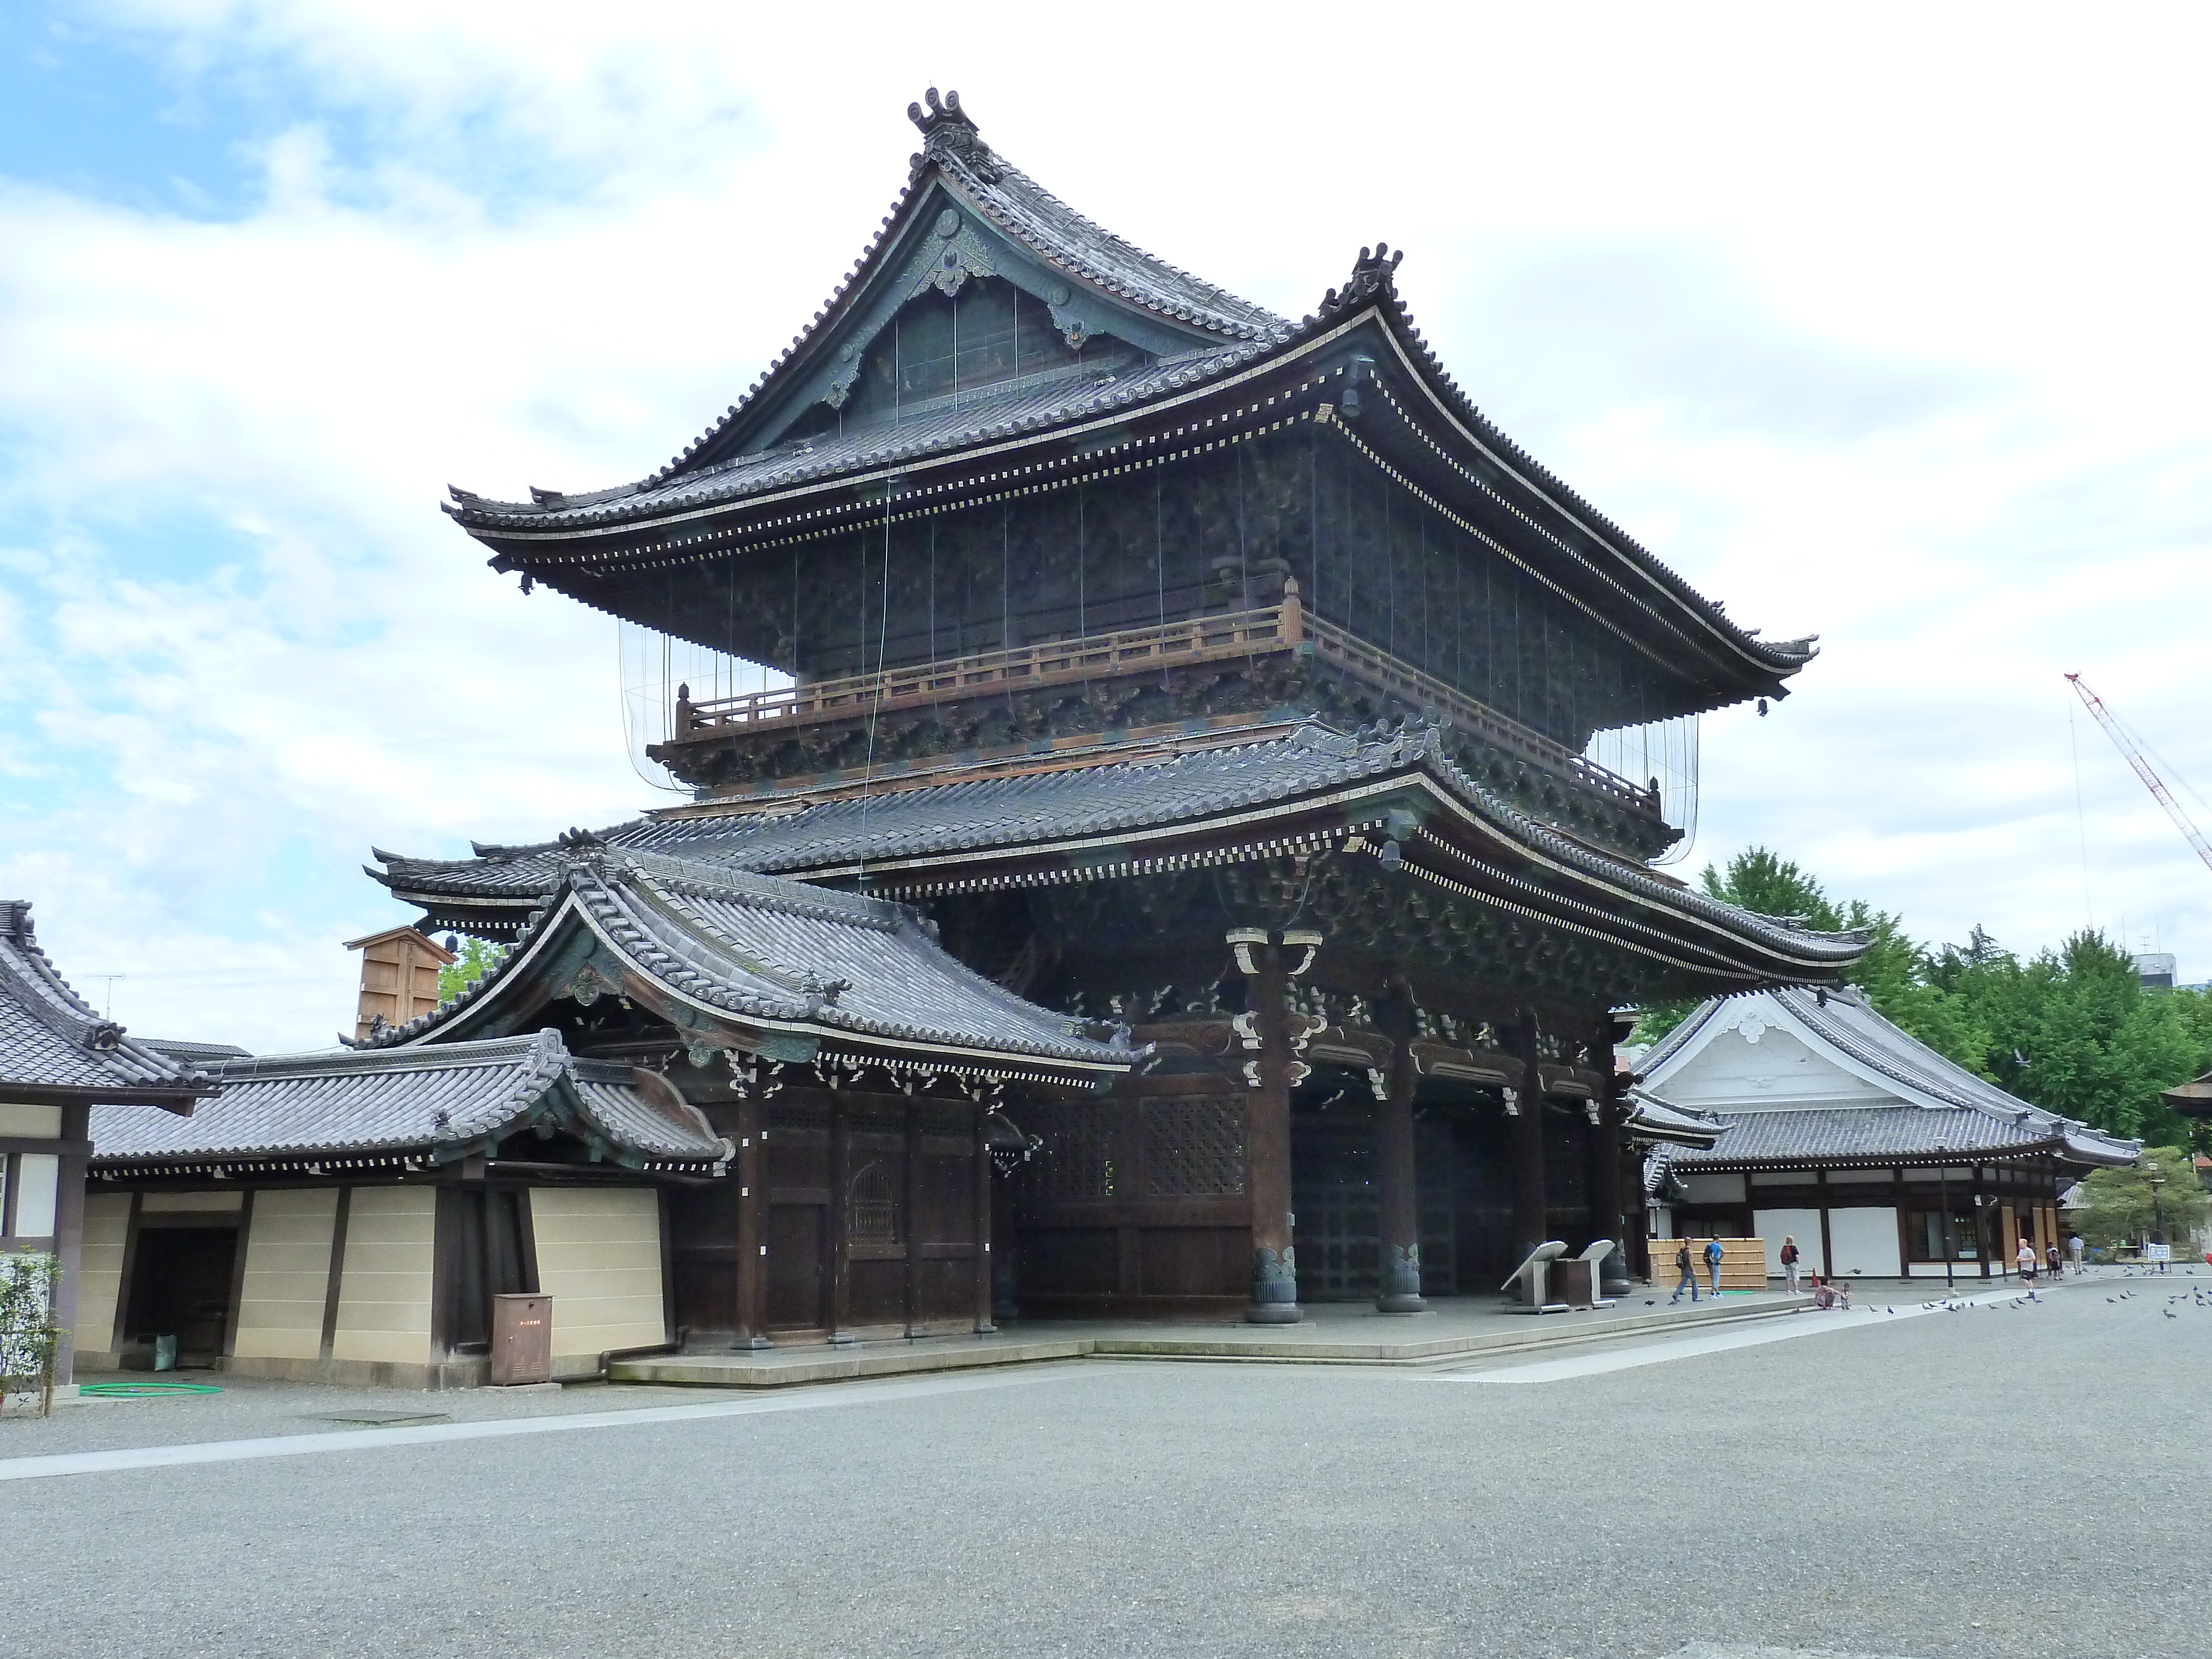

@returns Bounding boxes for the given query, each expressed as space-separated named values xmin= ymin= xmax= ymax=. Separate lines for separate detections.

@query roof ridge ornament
xmin=1312 ymin=242 xmax=1405 ymax=324
xmin=907 ymin=87 xmax=1000 ymax=184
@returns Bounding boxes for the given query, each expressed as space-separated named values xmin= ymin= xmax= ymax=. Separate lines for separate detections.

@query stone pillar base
xmin=1244 ymin=1303 xmax=1304 ymax=1324
xmin=1375 ymin=1293 xmax=1428 ymax=1314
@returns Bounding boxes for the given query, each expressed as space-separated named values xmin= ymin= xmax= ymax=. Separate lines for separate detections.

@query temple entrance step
xmin=610 ymin=1295 xmax=1812 ymax=1389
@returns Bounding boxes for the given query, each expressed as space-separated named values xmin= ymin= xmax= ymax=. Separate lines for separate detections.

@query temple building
xmin=349 ymin=88 xmax=1869 ymax=1343
xmin=1 ymin=901 xmax=218 ymax=1391
xmin=1637 ymin=987 xmax=2137 ymax=1281
xmin=82 ymin=859 xmax=1130 ymax=1383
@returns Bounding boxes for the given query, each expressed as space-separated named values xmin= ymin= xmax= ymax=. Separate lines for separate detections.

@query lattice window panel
xmin=1143 ymin=1098 xmax=1246 ymax=1197
xmin=1029 ymin=1103 xmax=1116 ymax=1199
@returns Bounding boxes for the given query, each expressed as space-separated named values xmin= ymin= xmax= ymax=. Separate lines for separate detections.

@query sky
xmin=2 ymin=2 xmax=2209 ymax=1051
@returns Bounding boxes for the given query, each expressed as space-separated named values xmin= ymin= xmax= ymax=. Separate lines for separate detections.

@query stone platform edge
xmin=611 ymin=1296 xmax=1813 ymax=1390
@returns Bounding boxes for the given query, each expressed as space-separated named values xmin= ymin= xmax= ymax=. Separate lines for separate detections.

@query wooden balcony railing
xmin=668 ymin=583 xmax=1661 ymax=817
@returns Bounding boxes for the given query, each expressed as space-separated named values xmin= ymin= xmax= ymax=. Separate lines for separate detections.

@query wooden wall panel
xmin=1138 ymin=1227 xmax=1248 ymax=1297
xmin=1018 ymin=1227 xmax=1119 ymax=1295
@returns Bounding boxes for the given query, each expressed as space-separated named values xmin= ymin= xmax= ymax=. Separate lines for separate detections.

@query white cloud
xmin=4 ymin=1 xmax=2211 ymax=1053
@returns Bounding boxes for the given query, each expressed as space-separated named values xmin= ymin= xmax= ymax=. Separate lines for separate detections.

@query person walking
xmin=2068 ymin=1232 xmax=2085 ymax=1272
xmin=1780 ymin=1235 xmax=1802 ymax=1294
xmin=2046 ymin=1241 xmax=2062 ymax=1281
xmin=1669 ymin=1240 xmax=1699 ymax=1303
xmin=1704 ymin=1236 xmax=1725 ymax=1298
xmin=2016 ymin=1237 xmax=2037 ymax=1285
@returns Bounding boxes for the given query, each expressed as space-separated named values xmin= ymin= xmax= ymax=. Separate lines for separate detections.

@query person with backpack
xmin=1669 ymin=1240 xmax=1700 ymax=1303
xmin=1780 ymin=1235 xmax=1802 ymax=1293
xmin=1704 ymin=1237 xmax=1725 ymax=1297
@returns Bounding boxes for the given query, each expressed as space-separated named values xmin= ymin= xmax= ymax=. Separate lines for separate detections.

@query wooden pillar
xmin=1509 ymin=1011 xmax=1548 ymax=1275
xmin=1374 ymin=983 xmax=1424 ymax=1313
xmin=1585 ymin=1092 xmax=1627 ymax=1296
xmin=972 ymin=1102 xmax=997 ymax=1333
xmin=1815 ymin=1169 xmax=1834 ymax=1278
xmin=828 ymin=1093 xmax=853 ymax=1343
xmin=735 ymin=1096 xmax=769 ymax=1347
xmin=1233 ymin=927 xmax=1305 ymax=1324
xmin=1971 ymin=1167 xmax=1990 ymax=1280
xmin=50 ymin=1103 xmax=90 ymax=1387
xmin=902 ymin=1096 xmax=923 ymax=1337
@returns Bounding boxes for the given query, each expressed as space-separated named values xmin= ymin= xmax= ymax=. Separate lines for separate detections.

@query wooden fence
xmin=1648 ymin=1237 xmax=1768 ymax=1291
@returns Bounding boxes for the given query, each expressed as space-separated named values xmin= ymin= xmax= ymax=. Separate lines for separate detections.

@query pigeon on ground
xmin=1886 ymin=1306 xmax=1895 ymax=1313
xmin=2164 ymin=1309 xmax=2178 ymax=1319
xmin=2107 ymin=1297 xmax=2117 ymax=1303
xmin=1645 ymin=1300 xmax=1655 ymax=1306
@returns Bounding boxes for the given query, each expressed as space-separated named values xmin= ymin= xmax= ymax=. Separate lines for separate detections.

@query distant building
xmin=1636 ymin=987 xmax=2136 ymax=1281
xmin=2134 ymin=952 xmax=2178 ymax=990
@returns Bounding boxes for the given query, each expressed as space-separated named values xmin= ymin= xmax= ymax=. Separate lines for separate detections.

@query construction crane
xmin=2065 ymin=672 xmax=2212 ymax=877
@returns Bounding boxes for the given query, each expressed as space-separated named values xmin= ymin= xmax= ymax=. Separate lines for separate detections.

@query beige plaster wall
xmin=233 ymin=1189 xmax=340 ymax=1362
xmin=74 ymin=1192 xmax=133 ymax=1356
xmin=529 ymin=1188 xmax=665 ymax=1369
xmin=331 ymin=1187 xmax=435 ymax=1368
xmin=0 ymin=1102 xmax=63 ymax=1136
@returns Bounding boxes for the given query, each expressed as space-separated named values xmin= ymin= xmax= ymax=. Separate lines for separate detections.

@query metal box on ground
xmin=491 ymin=1293 xmax=552 ymax=1386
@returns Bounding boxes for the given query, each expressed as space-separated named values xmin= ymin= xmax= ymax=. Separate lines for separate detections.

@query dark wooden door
xmin=1292 ymin=1117 xmax=1378 ymax=1301
xmin=124 ymin=1227 xmax=238 ymax=1358
xmin=766 ymin=1204 xmax=826 ymax=1331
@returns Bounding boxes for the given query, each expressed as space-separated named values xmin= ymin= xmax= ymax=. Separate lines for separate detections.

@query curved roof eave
xmin=364 ymin=860 xmax=1136 ymax=1077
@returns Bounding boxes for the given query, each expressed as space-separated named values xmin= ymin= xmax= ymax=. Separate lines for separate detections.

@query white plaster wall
xmin=12 ymin=1154 xmax=59 ymax=1237
xmin=331 ymin=1187 xmax=435 ymax=1368
xmin=1682 ymin=1172 xmax=1746 ymax=1204
xmin=1753 ymin=1208 xmax=1824 ymax=1276
xmin=1827 ymin=1207 xmax=1902 ymax=1278
xmin=234 ymin=1190 xmax=339 ymax=1362
xmin=529 ymin=1188 xmax=665 ymax=1369
xmin=1650 ymin=1018 xmax=1894 ymax=1113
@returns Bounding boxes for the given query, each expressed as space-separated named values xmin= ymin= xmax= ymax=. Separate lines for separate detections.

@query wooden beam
xmin=972 ymin=1102 xmax=996 ymax=1333
xmin=735 ymin=1098 xmax=768 ymax=1348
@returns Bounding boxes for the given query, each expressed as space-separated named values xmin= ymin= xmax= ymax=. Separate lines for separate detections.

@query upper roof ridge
xmin=907 ymin=87 xmax=998 ymax=182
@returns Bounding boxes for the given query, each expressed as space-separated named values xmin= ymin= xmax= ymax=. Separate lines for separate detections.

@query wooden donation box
xmin=491 ymin=1293 xmax=552 ymax=1386
xmin=1548 ymin=1258 xmax=1594 ymax=1309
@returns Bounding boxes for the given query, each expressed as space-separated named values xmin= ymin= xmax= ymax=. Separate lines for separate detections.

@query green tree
xmin=2071 ymin=1145 xmax=2209 ymax=1250
xmin=438 ymin=935 xmax=504 ymax=1003
xmin=1948 ymin=931 xmax=2201 ymax=1140
xmin=1630 ymin=848 xmax=1986 ymax=1070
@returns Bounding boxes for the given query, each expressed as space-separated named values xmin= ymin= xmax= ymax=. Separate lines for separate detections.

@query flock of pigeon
xmin=1638 ymin=1265 xmax=2206 ymax=1320
xmin=2102 ymin=1265 xmax=2206 ymax=1319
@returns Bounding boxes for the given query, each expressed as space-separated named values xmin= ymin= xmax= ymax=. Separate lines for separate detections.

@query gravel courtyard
xmin=4 ymin=1270 xmax=2205 ymax=1659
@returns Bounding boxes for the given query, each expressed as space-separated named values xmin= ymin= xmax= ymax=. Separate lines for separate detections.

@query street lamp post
xmin=1936 ymin=1146 xmax=1954 ymax=1292
xmin=2149 ymin=1168 xmax=2167 ymax=1274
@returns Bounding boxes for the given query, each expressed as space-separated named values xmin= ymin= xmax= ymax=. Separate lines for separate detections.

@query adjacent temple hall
xmin=88 ymin=90 xmax=1870 ymax=1378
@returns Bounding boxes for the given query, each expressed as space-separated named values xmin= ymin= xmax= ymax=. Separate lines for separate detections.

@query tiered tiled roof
xmin=364 ymin=851 xmax=1136 ymax=1081
xmin=1640 ymin=986 xmax=2140 ymax=1171
xmin=89 ymin=1029 xmax=726 ymax=1174
xmin=0 ymin=900 xmax=217 ymax=1108
xmin=371 ymin=723 xmax=1870 ymax=988
xmin=441 ymin=92 xmax=1812 ymax=696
